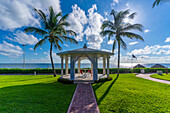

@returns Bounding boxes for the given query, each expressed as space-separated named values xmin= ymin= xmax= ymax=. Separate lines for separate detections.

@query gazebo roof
xmin=133 ymin=64 xmax=145 ymax=68
xmin=57 ymin=44 xmax=114 ymax=56
xmin=151 ymin=64 xmax=165 ymax=68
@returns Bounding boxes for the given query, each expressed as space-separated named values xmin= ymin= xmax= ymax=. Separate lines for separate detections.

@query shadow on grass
xmin=0 ymin=81 xmax=76 ymax=113
xmin=94 ymin=75 xmax=119 ymax=105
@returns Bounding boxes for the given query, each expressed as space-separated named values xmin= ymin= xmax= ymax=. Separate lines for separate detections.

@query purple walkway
xmin=67 ymin=83 xmax=100 ymax=113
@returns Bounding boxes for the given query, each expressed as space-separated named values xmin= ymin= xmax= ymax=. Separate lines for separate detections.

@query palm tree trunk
xmin=117 ymin=43 xmax=120 ymax=78
xmin=50 ymin=42 xmax=57 ymax=77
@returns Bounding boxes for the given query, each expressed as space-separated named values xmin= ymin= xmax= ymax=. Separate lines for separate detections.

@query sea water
xmin=0 ymin=63 xmax=169 ymax=69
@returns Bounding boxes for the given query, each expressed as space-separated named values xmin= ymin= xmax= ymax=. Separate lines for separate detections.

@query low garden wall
xmin=0 ymin=68 xmax=169 ymax=74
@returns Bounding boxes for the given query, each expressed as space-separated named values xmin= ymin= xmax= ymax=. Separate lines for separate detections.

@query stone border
xmin=90 ymin=83 xmax=100 ymax=113
xmin=67 ymin=83 xmax=79 ymax=113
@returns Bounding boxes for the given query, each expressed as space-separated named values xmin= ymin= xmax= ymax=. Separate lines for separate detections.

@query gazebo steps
xmin=74 ymin=80 xmax=94 ymax=83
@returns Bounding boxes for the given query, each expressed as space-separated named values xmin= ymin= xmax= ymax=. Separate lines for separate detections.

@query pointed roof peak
xmin=83 ymin=43 xmax=87 ymax=48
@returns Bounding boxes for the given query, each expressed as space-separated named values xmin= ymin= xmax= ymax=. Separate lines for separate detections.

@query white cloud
xmin=39 ymin=51 xmax=60 ymax=63
xmin=84 ymin=4 xmax=105 ymax=49
xmin=68 ymin=4 xmax=105 ymax=49
xmin=8 ymin=31 xmax=39 ymax=45
xmin=34 ymin=53 xmax=38 ymax=55
xmin=144 ymin=29 xmax=150 ymax=33
xmin=67 ymin=4 xmax=88 ymax=41
xmin=126 ymin=3 xmax=130 ymax=7
xmin=114 ymin=0 xmax=119 ymax=4
xmin=128 ymin=44 xmax=170 ymax=55
xmin=64 ymin=44 xmax=69 ymax=47
xmin=0 ymin=0 xmax=61 ymax=30
xmin=111 ymin=0 xmax=119 ymax=7
xmin=104 ymin=12 xmax=108 ymax=16
xmin=165 ymin=36 xmax=170 ymax=42
xmin=101 ymin=49 xmax=111 ymax=52
xmin=129 ymin=41 xmax=138 ymax=45
xmin=108 ymin=40 xmax=114 ymax=45
xmin=0 ymin=41 xmax=22 ymax=57
xmin=29 ymin=48 xmax=34 ymax=50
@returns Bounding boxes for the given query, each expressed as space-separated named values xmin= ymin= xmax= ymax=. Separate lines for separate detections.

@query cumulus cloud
xmin=67 ymin=4 xmax=88 ymax=41
xmin=7 ymin=31 xmax=39 ymax=45
xmin=84 ymin=4 xmax=105 ymax=49
xmin=68 ymin=4 xmax=105 ymax=49
xmin=129 ymin=41 xmax=138 ymax=45
xmin=29 ymin=48 xmax=34 ymax=50
xmin=127 ymin=44 xmax=170 ymax=55
xmin=34 ymin=53 xmax=38 ymax=55
xmin=144 ymin=29 xmax=150 ymax=33
xmin=165 ymin=36 xmax=170 ymax=42
xmin=0 ymin=41 xmax=22 ymax=57
xmin=108 ymin=40 xmax=114 ymax=45
xmin=111 ymin=0 xmax=119 ymax=6
xmin=0 ymin=0 xmax=61 ymax=30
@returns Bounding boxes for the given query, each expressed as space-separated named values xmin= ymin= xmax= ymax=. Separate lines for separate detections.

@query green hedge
xmin=58 ymin=77 xmax=74 ymax=84
xmin=0 ymin=68 xmax=169 ymax=74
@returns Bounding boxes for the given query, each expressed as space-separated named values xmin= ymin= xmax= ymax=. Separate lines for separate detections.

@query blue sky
xmin=0 ymin=0 xmax=170 ymax=63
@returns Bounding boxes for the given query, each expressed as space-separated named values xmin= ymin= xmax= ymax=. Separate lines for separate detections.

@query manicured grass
xmin=92 ymin=74 xmax=170 ymax=113
xmin=151 ymin=73 xmax=170 ymax=81
xmin=0 ymin=75 xmax=76 ymax=113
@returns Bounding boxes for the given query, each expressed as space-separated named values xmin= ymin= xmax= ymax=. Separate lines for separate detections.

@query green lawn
xmin=0 ymin=75 xmax=76 ymax=113
xmin=150 ymin=73 xmax=170 ymax=81
xmin=92 ymin=74 xmax=170 ymax=113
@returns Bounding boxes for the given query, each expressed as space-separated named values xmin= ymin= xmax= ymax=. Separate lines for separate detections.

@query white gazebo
xmin=57 ymin=44 xmax=114 ymax=81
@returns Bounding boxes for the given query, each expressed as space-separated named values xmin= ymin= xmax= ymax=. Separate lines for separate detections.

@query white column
xmin=65 ymin=56 xmax=68 ymax=75
xmin=91 ymin=62 xmax=93 ymax=75
xmin=70 ymin=55 xmax=75 ymax=80
xmin=61 ymin=56 xmax=63 ymax=78
xmin=103 ymin=56 xmax=106 ymax=75
xmin=107 ymin=56 xmax=110 ymax=77
xmin=93 ymin=55 xmax=98 ymax=80
xmin=78 ymin=59 xmax=81 ymax=73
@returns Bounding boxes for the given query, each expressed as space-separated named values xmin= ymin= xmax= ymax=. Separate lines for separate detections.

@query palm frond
xmin=34 ymin=36 xmax=48 ymax=50
xmin=128 ymin=12 xmax=137 ymax=19
xmin=34 ymin=8 xmax=50 ymax=30
xmin=120 ymin=9 xmax=130 ymax=18
xmin=121 ymin=24 xmax=143 ymax=32
xmin=58 ymin=14 xmax=69 ymax=25
xmin=66 ymin=30 xmax=77 ymax=36
xmin=101 ymin=20 xmax=116 ymax=31
xmin=54 ymin=36 xmax=63 ymax=44
xmin=112 ymin=40 xmax=117 ymax=53
xmin=119 ymin=37 xmax=127 ymax=50
xmin=100 ymin=30 xmax=116 ymax=37
xmin=60 ymin=36 xmax=78 ymax=44
xmin=24 ymin=27 xmax=48 ymax=36
xmin=54 ymin=42 xmax=62 ymax=51
xmin=120 ymin=32 xmax=144 ymax=41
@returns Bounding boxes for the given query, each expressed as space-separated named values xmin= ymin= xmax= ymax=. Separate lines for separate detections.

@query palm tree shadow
xmin=96 ymin=76 xmax=119 ymax=105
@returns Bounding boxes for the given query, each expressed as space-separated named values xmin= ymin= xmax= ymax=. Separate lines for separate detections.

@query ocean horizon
xmin=0 ymin=63 xmax=169 ymax=69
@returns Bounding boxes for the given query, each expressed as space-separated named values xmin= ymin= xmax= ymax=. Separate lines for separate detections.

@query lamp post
xmin=22 ymin=44 xmax=26 ymax=69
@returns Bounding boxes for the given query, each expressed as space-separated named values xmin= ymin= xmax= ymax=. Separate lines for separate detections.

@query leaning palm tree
xmin=153 ymin=0 xmax=169 ymax=7
xmin=24 ymin=6 xmax=78 ymax=77
xmin=100 ymin=9 xmax=144 ymax=78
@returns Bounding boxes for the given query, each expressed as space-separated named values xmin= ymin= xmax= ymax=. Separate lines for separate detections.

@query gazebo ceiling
xmin=57 ymin=44 xmax=114 ymax=56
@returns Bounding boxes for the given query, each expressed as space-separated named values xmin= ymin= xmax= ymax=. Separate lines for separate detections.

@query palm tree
xmin=100 ymin=9 xmax=144 ymax=78
xmin=24 ymin=6 xmax=78 ymax=77
xmin=153 ymin=0 xmax=169 ymax=8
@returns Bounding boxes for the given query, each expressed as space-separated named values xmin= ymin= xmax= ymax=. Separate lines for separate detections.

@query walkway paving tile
xmin=136 ymin=73 xmax=170 ymax=84
xmin=67 ymin=82 xmax=100 ymax=113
